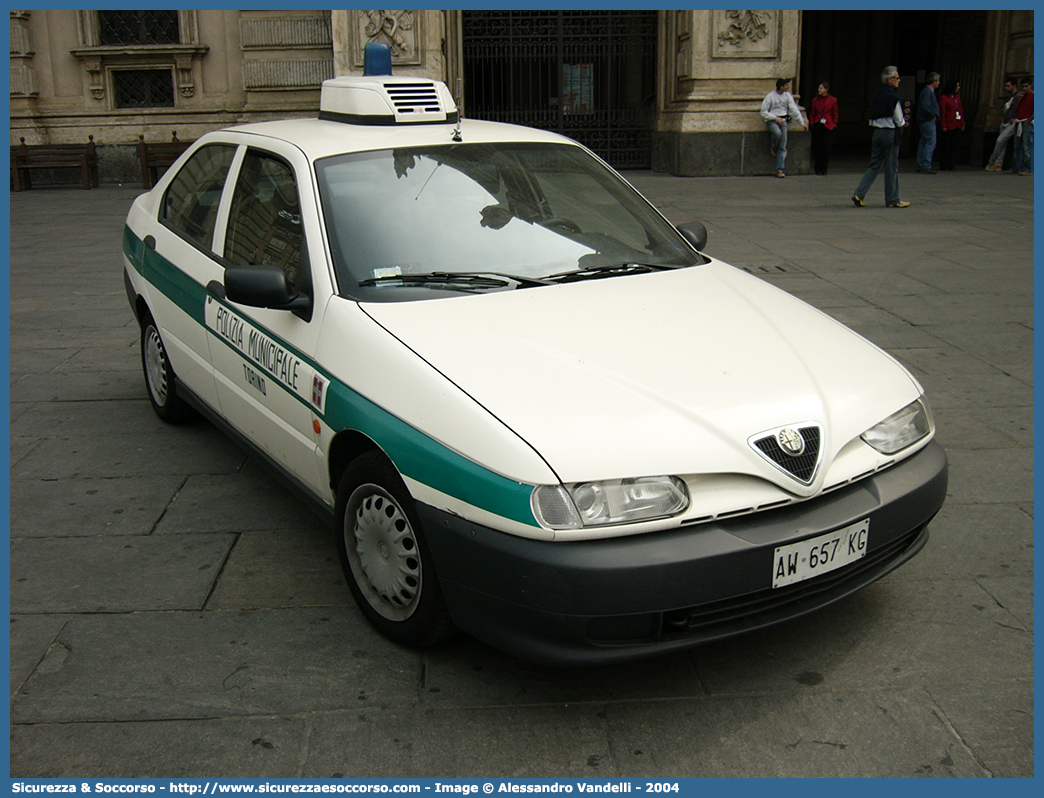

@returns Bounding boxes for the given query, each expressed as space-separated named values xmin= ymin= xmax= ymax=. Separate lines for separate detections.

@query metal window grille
xmin=462 ymin=10 xmax=658 ymax=169
xmin=98 ymin=10 xmax=180 ymax=46
xmin=113 ymin=69 xmax=176 ymax=109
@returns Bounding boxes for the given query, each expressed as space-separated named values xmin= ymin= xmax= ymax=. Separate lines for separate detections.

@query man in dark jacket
xmin=853 ymin=66 xmax=910 ymax=208
xmin=916 ymin=72 xmax=941 ymax=173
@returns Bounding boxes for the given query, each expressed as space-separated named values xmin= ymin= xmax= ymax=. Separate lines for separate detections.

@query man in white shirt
xmin=760 ymin=78 xmax=808 ymax=178
xmin=985 ymin=78 xmax=1022 ymax=171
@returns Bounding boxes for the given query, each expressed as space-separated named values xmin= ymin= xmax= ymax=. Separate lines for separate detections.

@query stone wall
xmin=11 ymin=9 xmax=1026 ymax=182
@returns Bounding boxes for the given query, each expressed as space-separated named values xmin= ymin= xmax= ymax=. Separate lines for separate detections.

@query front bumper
xmin=419 ymin=441 xmax=947 ymax=665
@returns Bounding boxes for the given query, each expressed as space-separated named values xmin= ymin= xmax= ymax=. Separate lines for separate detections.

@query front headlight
xmin=531 ymin=476 xmax=690 ymax=530
xmin=860 ymin=397 xmax=933 ymax=455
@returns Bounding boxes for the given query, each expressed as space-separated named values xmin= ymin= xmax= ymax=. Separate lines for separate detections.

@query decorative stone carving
xmin=357 ymin=10 xmax=419 ymax=64
xmin=84 ymin=57 xmax=104 ymax=99
xmin=240 ymin=16 xmax=333 ymax=49
xmin=242 ymin=59 xmax=334 ymax=91
xmin=10 ymin=63 xmax=37 ymax=96
xmin=10 ymin=20 xmax=34 ymax=55
xmin=175 ymin=55 xmax=194 ymax=97
xmin=712 ymin=10 xmax=779 ymax=59
xmin=10 ymin=9 xmax=37 ymax=97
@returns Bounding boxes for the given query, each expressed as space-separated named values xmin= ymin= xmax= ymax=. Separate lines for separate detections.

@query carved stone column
xmin=655 ymin=9 xmax=807 ymax=176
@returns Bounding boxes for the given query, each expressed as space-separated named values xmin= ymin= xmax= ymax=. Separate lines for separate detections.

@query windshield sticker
xmin=373 ymin=266 xmax=402 ymax=280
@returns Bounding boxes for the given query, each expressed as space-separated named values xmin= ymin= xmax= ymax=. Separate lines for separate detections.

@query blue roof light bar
xmin=363 ymin=42 xmax=393 ymax=76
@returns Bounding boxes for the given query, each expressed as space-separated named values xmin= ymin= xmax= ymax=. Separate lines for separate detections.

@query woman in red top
xmin=937 ymin=79 xmax=965 ymax=170
xmin=808 ymin=82 xmax=838 ymax=175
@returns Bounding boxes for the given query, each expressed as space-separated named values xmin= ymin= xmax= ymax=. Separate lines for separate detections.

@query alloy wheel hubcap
xmin=345 ymin=484 xmax=421 ymax=621
xmin=144 ymin=327 xmax=169 ymax=404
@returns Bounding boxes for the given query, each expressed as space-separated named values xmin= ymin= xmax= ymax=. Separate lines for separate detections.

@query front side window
xmin=162 ymin=144 xmax=237 ymax=250
xmin=315 ymin=142 xmax=702 ymax=301
xmin=224 ymin=151 xmax=306 ymax=291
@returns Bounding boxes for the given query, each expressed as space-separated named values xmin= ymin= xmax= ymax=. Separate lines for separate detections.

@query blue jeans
xmin=1013 ymin=122 xmax=1033 ymax=173
xmin=767 ymin=120 xmax=788 ymax=171
xmin=855 ymin=127 xmax=900 ymax=205
xmin=987 ymin=121 xmax=1016 ymax=166
xmin=916 ymin=121 xmax=937 ymax=170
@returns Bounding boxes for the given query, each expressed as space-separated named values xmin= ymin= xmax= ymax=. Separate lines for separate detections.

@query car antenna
xmin=452 ymin=77 xmax=463 ymax=142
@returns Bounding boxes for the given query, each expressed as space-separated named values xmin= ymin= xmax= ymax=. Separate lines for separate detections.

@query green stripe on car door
xmin=323 ymin=380 xmax=539 ymax=528
xmin=123 ymin=225 xmax=145 ymax=273
xmin=124 ymin=226 xmax=539 ymax=528
xmin=142 ymin=246 xmax=208 ymax=325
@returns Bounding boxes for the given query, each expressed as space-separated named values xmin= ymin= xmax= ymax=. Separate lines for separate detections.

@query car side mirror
xmin=677 ymin=222 xmax=708 ymax=252
xmin=221 ymin=264 xmax=312 ymax=319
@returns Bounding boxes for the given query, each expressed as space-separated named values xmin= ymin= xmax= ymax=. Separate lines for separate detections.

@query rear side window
xmin=162 ymin=144 xmax=237 ymax=250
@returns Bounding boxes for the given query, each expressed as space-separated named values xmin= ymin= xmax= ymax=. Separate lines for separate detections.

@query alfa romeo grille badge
xmin=777 ymin=427 xmax=805 ymax=457
xmin=749 ymin=423 xmax=821 ymax=484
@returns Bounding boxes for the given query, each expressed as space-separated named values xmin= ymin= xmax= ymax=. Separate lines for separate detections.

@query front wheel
xmin=335 ymin=450 xmax=456 ymax=647
xmin=140 ymin=315 xmax=191 ymax=424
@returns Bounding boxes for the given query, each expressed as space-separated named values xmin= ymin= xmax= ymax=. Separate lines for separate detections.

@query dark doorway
xmin=800 ymin=10 xmax=987 ymax=164
xmin=461 ymin=10 xmax=658 ymax=169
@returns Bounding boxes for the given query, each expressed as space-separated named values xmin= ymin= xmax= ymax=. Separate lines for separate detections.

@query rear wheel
xmin=335 ymin=450 xmax=456 ymax=647
xmin=140 ymin=315 xmax=190 ymax=424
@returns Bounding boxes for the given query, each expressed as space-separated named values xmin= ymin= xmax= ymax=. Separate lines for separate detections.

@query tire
xmin=140 ymin=314 xmax=191 ymax=424
xmin=335 ymin=450 xmax=456 ymax=647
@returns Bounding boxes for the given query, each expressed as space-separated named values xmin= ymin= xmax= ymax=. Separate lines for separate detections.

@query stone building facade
xmin=9 ymin=9 xmax=1033 ymax=182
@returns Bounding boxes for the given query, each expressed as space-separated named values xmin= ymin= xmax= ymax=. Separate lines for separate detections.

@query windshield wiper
xmin=357 ymin=271 xmax=552 ymax=291
xmin=544 ymin=262 xmax=679 ymax=284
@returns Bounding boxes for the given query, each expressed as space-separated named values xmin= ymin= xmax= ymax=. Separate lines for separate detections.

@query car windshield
xmin=315 ymin=142 xmax=704 ymax=301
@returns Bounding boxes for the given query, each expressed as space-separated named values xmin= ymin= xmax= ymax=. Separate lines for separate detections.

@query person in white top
xmin=760 ymin=78 xmax=808 ymax=178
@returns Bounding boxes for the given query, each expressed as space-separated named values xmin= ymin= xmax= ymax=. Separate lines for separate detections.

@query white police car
xmin=123 ymin=60 xmax=946 ymax=664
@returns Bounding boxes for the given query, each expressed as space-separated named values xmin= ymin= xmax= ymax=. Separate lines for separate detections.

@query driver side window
xmin=224 ymin=150 xmax=307 ymax=292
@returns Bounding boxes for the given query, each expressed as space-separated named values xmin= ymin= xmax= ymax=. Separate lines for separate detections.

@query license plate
xmin=772 ymin=519 xmax=869 ymax=588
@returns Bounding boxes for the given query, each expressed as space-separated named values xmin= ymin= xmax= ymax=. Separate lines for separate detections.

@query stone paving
xmin=8 ymin=160 xmax=1034 ymax=778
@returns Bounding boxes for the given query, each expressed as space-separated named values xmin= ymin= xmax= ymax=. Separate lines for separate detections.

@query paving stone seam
xmin=203 ymin=533 xmax=244 ymax=611
xmin=971 ymin=578 xmax=1033 ymax=635
xmin=147 ymin=473 xmax=191 ymax=536
xmin=13 ymin=619 xmax=72 ymax=698
xmin=923 ymin=686 xmax=994 ymax=778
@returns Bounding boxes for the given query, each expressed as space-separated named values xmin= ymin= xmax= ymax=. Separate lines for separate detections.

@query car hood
xmin=360 ymin=261 xmax=922 ymax=491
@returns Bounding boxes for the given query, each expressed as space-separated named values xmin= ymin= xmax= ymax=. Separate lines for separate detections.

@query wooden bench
xmin=138 ymin=131 xmax=194 ymax=189
xmin=11 ymin=136 xmax=98 ymax=191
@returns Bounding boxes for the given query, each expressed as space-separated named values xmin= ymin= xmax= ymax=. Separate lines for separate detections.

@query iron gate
xmin=461 ymin=10 xmax=658 ymax=169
